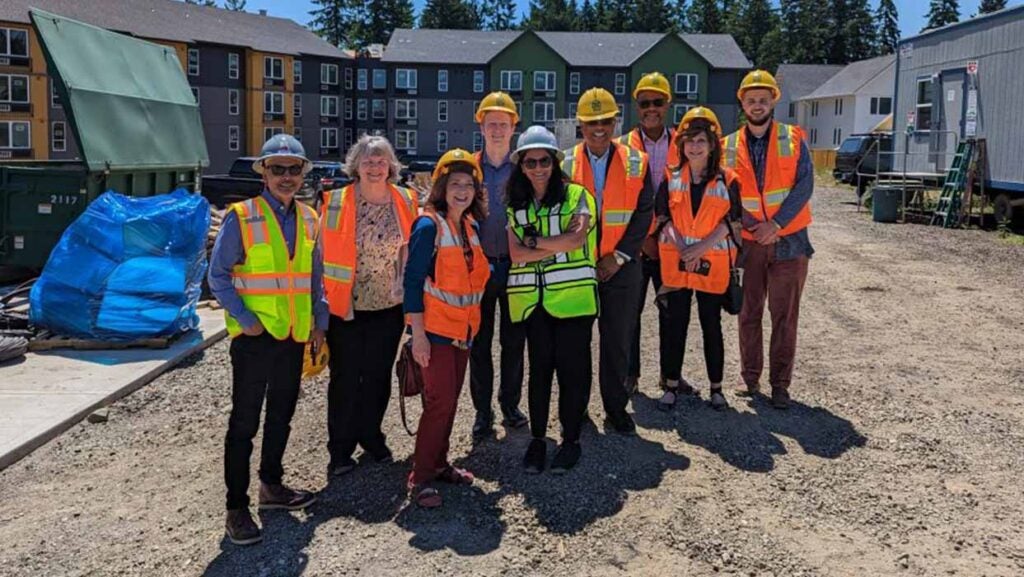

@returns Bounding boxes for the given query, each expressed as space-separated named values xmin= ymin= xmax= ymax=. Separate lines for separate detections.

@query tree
xmin=309 ymin=0 xmax=356 ymax=47
xmin=687 ymin=0 xmax=723 ymax=34
xmin=184 ymin=0 xmax=217 ymax=6
xmin=224 ymin=0 xmax=246 ymax=10
xmin=669 ymin=0 xmax=690 ymax=33
xmin=779 ymin=0 xmax=827 ymax=63
xmin=978 ymin=0 xmax=1007 ymax=15
xmin=420 ymin=0 xmax=482 ymax=29
xmin=875 ymin=0 xmax=899 ymax=55
xmin=841 ymin=0 xmax=876 ymax=61
xmin=575 ymin=0 xmax=598 ymax=30
xmin=309 ymin=0 xmax=412 ymax=48
xmin=756 ymin=21 xmax=788 ymax=72
xmin=632 ymin=0 xmax=675 ymax=33
xmin=726 ymin=0 xmax=775 ymax=68
xmin=923 ymin=0 xmax=959 ymax=31
xmin=523 ymin=0 xmax=577 ymax=31
xmin=482 ymin=0 xmax=519 ymax=30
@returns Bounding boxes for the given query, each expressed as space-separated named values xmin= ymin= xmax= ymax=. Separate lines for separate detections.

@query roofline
xmin=382 ymin=28 xmax=520 ymax=65
xmin=627 ymin=33 xmax=684 ymax=67
xmin=793 ymin=57 xmax=895 ymax=102
xmin=677 ymin=33 xmax=753 ymax=70
xmin=490 ymin=29 xmax=567 ymax=67
xmin=899 ymin=4 xmax=1024 ymax=44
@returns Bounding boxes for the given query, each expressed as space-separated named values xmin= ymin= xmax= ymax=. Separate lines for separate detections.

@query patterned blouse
xmin=352 ymin=196 xmax=405 ymax=311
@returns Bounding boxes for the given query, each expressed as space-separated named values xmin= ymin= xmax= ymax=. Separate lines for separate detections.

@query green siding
xmin=489 ymin=32 xmax=567 ymax=126
xmin=630 ymin=35 xmax=710 ymax=129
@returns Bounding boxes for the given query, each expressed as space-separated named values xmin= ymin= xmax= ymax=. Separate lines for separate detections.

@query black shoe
xmin=258 ymin=483 xmax=317 ymax=511
xmin=472 ymin=412 xmax=495 ymax=440
xmin=771 ymin=387 xmax=790 ymax=410
xmin=604 ymin=412 xmax=637 ymax=436
xmin=501 ymin=406 xmax=529 ymax=429
xmin=360 ymin=447 xmax=393 ymax=465
xmin=225 ymin=509 xmax=262 ymax=546
xmin=550 ymin=442 xmax=581 ymax=475
xmin=523 ymin=438 xmax=546 ymax=474
xmin=709 ymin=388 xmax=728 ymax=411
xmin=328 ymin=457 xmax=356 ymax=477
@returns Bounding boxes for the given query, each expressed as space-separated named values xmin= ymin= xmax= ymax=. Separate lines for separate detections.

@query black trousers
xmin=224 ymin=332 xmax=305 ymax=510
xmin=598 ymin=259 xmax=642 ymax=419
xmin=525 ymin=308 xmax=595 ymax=444
xmin=469 ymin=261 xmax=526 ymax=419
xmin=629 ymin=256 xmax=664 ymax=379
xmin=660 ymin=288 xmax=726 ymax=384
xmin=326 ymin=305 xmax=404 ymax=466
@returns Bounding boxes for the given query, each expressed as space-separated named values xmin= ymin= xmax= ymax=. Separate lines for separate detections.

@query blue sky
xmin=239 ymin=0 xmax=999 ymax=38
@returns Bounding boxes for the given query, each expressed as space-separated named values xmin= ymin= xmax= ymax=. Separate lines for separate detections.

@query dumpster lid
xmin=30 ymin=8 xmax=209 ymax=172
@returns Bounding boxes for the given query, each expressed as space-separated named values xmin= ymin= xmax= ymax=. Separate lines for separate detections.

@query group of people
xmin=208 ymin=68 xmax=814 ymax=545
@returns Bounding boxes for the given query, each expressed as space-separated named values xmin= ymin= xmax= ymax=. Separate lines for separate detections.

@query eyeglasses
xmin=266 ymin=164 xmax=304 ymax=176
xmin=638 ymin=98 xmax=666 ymax=109
xmin=583 ymin=118 xmax=615 ymax=127
xmin=522 ymin=156 xmax=553 ymax=170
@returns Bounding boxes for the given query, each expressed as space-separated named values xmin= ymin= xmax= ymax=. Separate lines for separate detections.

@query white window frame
xmin=916 ymin=77 xmax=933 ymax=131
xmin=264 ymin=126 xmax=284 ymax=141
xmin=320 ymin=95 xmax=338 ymax=117
xmin=293 ymin=60 xmax=303 ymax=84
xmin=473 ymin=70 xmax=485 ymax=93
xmin=294 ymin=93 xmax=303 ymax=118
xmin=51 ymin=82 xmax=60 ymax=108
xmin=321 ymin=127 xmax=339 ymax=149
xmin=51 ymin=121 xmax=66 ymax=152
xmin=811 ymin=101 xmax=819 ymax=117
xmin=437 ymin=100 xmax=448 ymax=123
xmin=395 ymin=129 xmax=417 ymax=150
xmin=228 ymin=125 xmax=240 ymax=151
xmin=396 ymin=68 xmax=418 ymax=90
xmin=372 ymin=98 xmax=387 ymax=119
xmin=438 ymin=69 xmax=449 ymax=92
xmin=344 ymin=98 xmax=353 ymax=120
xmin=473 ymin=131 xmax=483 ymax=152
xmin=344 ymin=128 xmax=354 ymax=149
xmin=568 ymin=103 xmax=577 ymax=118
xmin=674 ymin=73 xmax=698 ymax=94
xmin=373 ymin=68 xmax=387 ymax=89
xmin=533 ymin=101 xmax=555 ymax=123
xmin=0 ymin=121 xmax=31 ymax=149
xmin=672 ymin=104 xmax=694 ymax=125
xmin=871 ymin=96 xmax=892 ymax=115
xmin=344 ymin=67 xmax=353 ymax=89
xmin=569 ymin=72 xmax=580 ymax=95
xmin=264 ymin=91 xmax=284 ymax=115
xmin=228 ymin=53 xmax=239 ymax=79
xmin=264 ymin=56 xmax=283 ymax=80
xmin=614 ymin=73 xmax=626 ymax=95
xmin=187 ymin=48 xmax=200 ymax=76
xmin=228 ymin=88 xmax=240 ymax=116
xmin=834 ymin=98 xmax=843 ymax=116
xmin=395 ymin=99 xmax=417 ymax=120
xmin=357 ymin=99 xmax=367 ymax=120
xmin=500 ymin=70 xmax=522 ymax=92
xmin=0 ymin=74 xmax=30 ymax=103
xmin=437 ymin=130 xmax=448 ymax=152
xmin=0 ymin=28 xmax=29 ymax=58
xmin=357 ymin=69 xmax=367 ymax=90
xmin=293 ymin=126 xmax=303 ymax=144
xmin=321 ymin=63 xmax=338 ymax=85
xmin=533 ymin=70 xmax=556 ymax=93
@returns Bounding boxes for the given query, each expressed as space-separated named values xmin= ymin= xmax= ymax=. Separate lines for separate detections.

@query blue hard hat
xmin=510 ymin=125 xmax=564 ymax=165
xmin=253 ymin=134 xmax=311 ymax=175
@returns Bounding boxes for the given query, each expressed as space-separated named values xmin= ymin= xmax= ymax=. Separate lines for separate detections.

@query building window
xmin=396 ymin=68 xmax=417 ymax=90
xmin=294 ymin=94 xmax=303 ymax=117
xmin=811 ymin=101 xmax=819 ymax=117
xmin=672 ymin=104 xmax=694 ymax=125
xmin=321 ymin=63 xmax=338 ymax=85
xmin=187 ymin=48 xmax=199 ymax=76
xmin=568 ymin=103 xmax=577 ymax=118
xmin=500 ymin=70 xmax=522 ymax=92
xmin=833 ymin=127 xmax=842 ymax=146
xmin=395 ymin=99 xmax=417 ymax=120
xmin=810 ymin=128 xmax=818 ymax=145
xmin=228 ymin=125 xmax=240 ymax=151
xmin=916 ymin=77 xmax=933 ymax=131
xmin=674 ymin=73 xmax=698 ymax=94
xmin=264 ymin=91 xmax=284 ymax=114
xmin=438 ymin=100 xmax=448 ymax=122
xmin=344 ymin=128 xmax=353 ymax=149
xmin=834 ymin=98 xmax=843 ymax=116
xmin=51 ymin=82 xmax=61 ymax=108
xmin=788 ymin=102 xmax=795 ymax=118
xmin=534 ymin=71 xmax=556 ymax=92
xmin=0 ymin=121 xmax=31 ymax=149
xmin=373 ymin=68 xmax=387 ymax=89
xmin=264 ymin=57 xmax=283 ymax=80
xmin=569 ymin=72 xmax=580 ymax=95
xmin=228 ymin=53 xmax=239 ymax=79
xmin=437 ymin=130 xmax=448 ymax=152
xmin=0 ymin=28 xmax=29 ymax=58
xmin=0 ymin=74 xmax=30 ymax=103
xmin=191 ymin=87 xmax=200 ymax=104
xmin=51 ymin=121 xmax=66 ymax=152
xmin=372 ymin=99 xmax=386 ymax=119
xmin=533 ymin=102 xmax=555 ymax=123
xmin=228 ymin=89 xmax=240 ymax=115
xmin=293 ymin=60 xmax=302 ymax=84
xmin=871 ymin=97 xmax=892 ymax=115
xmin=293 ymin=126 xmax=302 ymax=144
xmin=473 ymin=70 xmax=485 ymax=93
xmin=395 ymin=129 xmax=417 ymax=150
xmin=357 ymin=68 xmax=367 ymax=90
xmin=614 ymin=73 xmax=626 ymax=95
xmin=344 ymin=67 xmax=353 ymax=89
xmin=344 ymin=98 xmax=353 ymax=120
xmin=264 ymin=126 xmax=284 ymax=141
xmin=321 ymin=127 xmax=338 ymax=149
xmin=357 ymin=99 xmax=367 ymax=120
xmin=472 ymin=131 xmax=483 ymax=152
xmin=438 ymin=69 xmax=448 ymax=92
xmin=321 ymin=95 xmax=338 ymax=117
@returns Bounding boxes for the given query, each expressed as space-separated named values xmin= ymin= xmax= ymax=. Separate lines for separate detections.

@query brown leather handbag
xmin=395 ymin=340 xmax=423 ymax=435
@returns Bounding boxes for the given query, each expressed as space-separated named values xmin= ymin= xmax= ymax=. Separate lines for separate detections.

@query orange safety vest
xmin=561 ymin=142 xmax=647 ymax=258
xmin=320 ymin=183 xmax=418 ymax=319
xmin=658 ymin=166 xmax=738 ymax=294
xmin=721 ymin=121 xmax=811 ymax=241
xmin=619 ymin=127 xmax=678 ymax=241
xmin=416 ymin=212 xmax=490 ymax=343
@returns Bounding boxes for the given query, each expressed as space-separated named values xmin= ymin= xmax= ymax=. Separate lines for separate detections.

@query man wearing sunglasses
xmin=208 ymin=134 xmax=328 ymax=546
xmin=562 ymin=87 xmax=654 ymax=436
xmin=617 ymin=72 xmax=684 ymax=399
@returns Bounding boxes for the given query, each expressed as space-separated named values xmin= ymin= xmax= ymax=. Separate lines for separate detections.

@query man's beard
xmin=747 ymin=111 xmax=773 ymax=127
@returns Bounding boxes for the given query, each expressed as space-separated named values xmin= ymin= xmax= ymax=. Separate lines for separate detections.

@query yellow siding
xmin=245 ymin=49 xmax=292 ymax=154
xmin=0 ymin=23 xmax=47 ymax=159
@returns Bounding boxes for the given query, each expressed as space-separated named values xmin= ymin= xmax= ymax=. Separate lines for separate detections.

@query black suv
xmin=833 ymin=133 xmax=893 ymax=197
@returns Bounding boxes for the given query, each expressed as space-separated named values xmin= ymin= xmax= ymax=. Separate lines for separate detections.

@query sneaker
xmin=258 ymin=483 xmax=317 ymax=511
xmin=709 ymin=388 xmax=728 ymax=411
xmin=550 ymin=442 xmax=581 ymax=475
xmin=603 ymin=412 xmax=637 ymax=436
xmin=736 ymin=380 xmax=761 ymax=397
xmin=771 ymin=387 xmax=790 ymax=410
xmin=624 ymin=376 xmax=639 ymax=396
xmin=523 ymin=438 xmax=546 ymax=474
xmin=500 ymin=406 xmax=529 ymax=429
xmin=328 ymin=457 xmax=356 ymax=477
xmin=657 ymin=388 xmax=678 ymax=412
xmin=225 ymin=509 xmax=262 ymax=546
xmin=472 ymin=412 xmax=494 ymax=441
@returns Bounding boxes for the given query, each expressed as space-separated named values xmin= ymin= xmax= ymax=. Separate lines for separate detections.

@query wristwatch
xmin=525 ymin=235 xmax=538 ymax=249
xmin=613 ymin=252 xmax=628 ymax=266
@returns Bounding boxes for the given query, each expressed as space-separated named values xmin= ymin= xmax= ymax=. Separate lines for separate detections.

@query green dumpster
xmin=0 ymin=9 xmax=208 ymax=271
xmin=872 ymin=185 xmax=902 ymax=223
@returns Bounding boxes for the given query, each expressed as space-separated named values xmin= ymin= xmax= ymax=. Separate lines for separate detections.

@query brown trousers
xmin=738 ymin=242 xmax=809 ymax=390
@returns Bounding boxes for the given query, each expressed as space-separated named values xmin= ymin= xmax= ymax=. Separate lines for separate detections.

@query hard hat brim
xmin=252 ymin=153 xmax=312 ymax=176
xmin=475 ymin=107 xmax=520 ymax=125
xmin=576 ymin=109 xmax=620 ymax=123
xmin=632 ymin=86 xmax=672 ymax=102
xmin=510 ymin=143 xmax=565 ymax=165
xmin=737 ymin=85 xmax=781 ymax=103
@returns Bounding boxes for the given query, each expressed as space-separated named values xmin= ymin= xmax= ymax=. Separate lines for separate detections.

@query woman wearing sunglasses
xmin=320 ymin=135 xmax=419 ymax=477
xmin=505 ymin=126 xmax=599 ymax=475
xmin=403 ymin=149 xmax=490 ymax=508
xmin=653 ymin=107 xmax=742 ymax=412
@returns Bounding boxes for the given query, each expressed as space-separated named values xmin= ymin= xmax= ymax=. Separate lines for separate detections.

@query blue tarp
xmin=30 ymin=189 xmax=210 ymax=340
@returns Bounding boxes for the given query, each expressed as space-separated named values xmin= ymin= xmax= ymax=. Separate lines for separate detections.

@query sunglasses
xmin=583 ymin=118 xmax=615 ymax=127
xmin=266 ymin=164 xmax=304 ymax=176
xmin=638 ymin=98 xmax=666 ymax=109
xmin=522 ymin=156 xmax=553 ymax=170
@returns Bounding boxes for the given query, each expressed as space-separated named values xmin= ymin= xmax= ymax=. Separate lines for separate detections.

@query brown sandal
xmin=436 ymin=466 xmax=474 ymax=485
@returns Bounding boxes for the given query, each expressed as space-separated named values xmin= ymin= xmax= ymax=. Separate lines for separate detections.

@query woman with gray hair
xmin=320 ymin=135 xmax=419 ymax=477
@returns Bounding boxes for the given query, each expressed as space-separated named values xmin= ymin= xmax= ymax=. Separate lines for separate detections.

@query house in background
xmin=775 ymin=63 xmax=844 ymax=127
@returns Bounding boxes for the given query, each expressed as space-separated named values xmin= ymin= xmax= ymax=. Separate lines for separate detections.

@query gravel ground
xmin=1 ymin=184 xmax=1023 ymax=577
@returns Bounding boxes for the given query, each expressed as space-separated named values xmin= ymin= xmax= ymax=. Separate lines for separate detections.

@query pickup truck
xmin=202 ymin=157 xmax=316 ymax=209
xmin=832 ymin=133 xmax=893 ymax=197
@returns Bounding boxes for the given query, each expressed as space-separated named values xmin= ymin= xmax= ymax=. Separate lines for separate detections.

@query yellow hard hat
xmin=577 ymin=87 xmax=619 ymax=122
xmin=302 ymin=341 xmax=329 ymax=379
xmin=475 ymin=91 xmax=520 ymax=124
xmin=432 ymin=148 xmax=483 ymax=182
xmin=632 ymin=72 xmax=672 ymax=102
xmin=737 ymin=69 xmax=781 ymax=102
xmin=677 ymin=106 xmax=723 ymax=136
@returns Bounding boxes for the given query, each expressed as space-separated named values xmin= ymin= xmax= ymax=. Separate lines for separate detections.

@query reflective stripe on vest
xmin=419 ymin=212 xmax=490 ymax=342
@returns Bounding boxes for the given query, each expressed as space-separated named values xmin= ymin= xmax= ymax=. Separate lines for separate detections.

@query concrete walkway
xmin=0 ymin=308 xmax=226 ymax=470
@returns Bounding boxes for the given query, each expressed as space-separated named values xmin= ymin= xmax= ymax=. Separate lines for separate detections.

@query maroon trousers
xmin=410 ymin=342 xmax=470 ymax=486
xmin=738 ymin=242 xmax=809 ymax=390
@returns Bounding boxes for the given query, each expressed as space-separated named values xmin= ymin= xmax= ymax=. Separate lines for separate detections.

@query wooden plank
xmin=28 ymin=335 xmax=172 ymax=352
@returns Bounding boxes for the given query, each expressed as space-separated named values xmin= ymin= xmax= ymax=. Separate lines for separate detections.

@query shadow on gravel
xmin=750 ymin=396 xmax=867 ymax=459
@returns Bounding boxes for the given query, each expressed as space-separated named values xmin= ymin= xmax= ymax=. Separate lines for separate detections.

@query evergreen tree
xmin=363 ymin=0 xmax=414 ymax=43
xmin=309 ymin=0 xmax=358 ymax=47
xmin=184 ymin=0 xmax=217 ymax=6
xmin=875 ymin=0 xmax=899 ymax=55
xmin=756 ymin=19 xmax=787 ymax=72
xmin=842 ymin=0 xmax=876 ymax=60
xmin=482 ymin=0 xmax=519 ymax=30
xmin=593 ymin=0 xmax=614 ymax=31
xmin=726 ymin=0 xmax=775 ymax=68
xmin=633 ymin=0 xmax=675 ymax=33
xmin=524 ymin=0 xmax=577 ymax=30
xmin=978 ymin=0 xmax=1007 ymax=15
xmin=687 ymin=0 xmax=723 ymax=34
xmin=224 ymin=0 xmax=246 ymax=10
xmin=825 ymin=0 xmax=849 ymax=64
xmin=605 ymin=0 xmax=633 ymax=32
xmin=670 ymin=0 xmax=690 ymax=33
xmin=923 ymin=0 xmax=960 ymax=31
xmin=780 ymin=0 xmax=827 ymax=63
xmin=576 ymin=0 xmax=598 ymax=30
xmin=420 ymin=0 xmax=482 ymax=29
